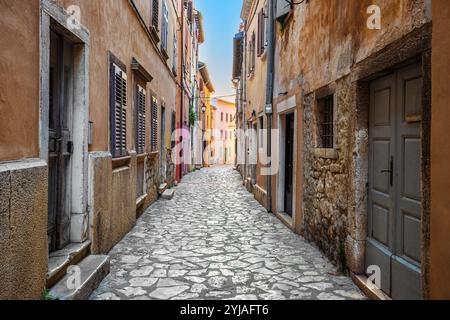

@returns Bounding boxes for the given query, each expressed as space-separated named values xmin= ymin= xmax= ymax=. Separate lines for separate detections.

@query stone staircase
xmin=47 ymin=241 xmax=110 ymax=300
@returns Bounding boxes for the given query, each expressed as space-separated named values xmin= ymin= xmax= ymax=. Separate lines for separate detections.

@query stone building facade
xmin=235 ymin=0 xmax=450 ymax=299
xmin=0 ymin=0 xmax=197 ymax=299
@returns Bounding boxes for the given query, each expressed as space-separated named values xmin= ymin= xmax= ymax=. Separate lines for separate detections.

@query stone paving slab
xmin=90 ymin=166 xmax=366 ymax=300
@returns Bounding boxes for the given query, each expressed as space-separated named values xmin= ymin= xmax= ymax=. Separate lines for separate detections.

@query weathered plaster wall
xmin=0 ymin=160 xmax=48 ymax=300
xmin=0 ymin=0 xmax=40 ymax=161
xmin=430 ymin=0 xmax=450 ymax=300
xmin=274 ymin=0 xmax=430 ymax=267
xmin=88 ymin=152 xmax=137 ymax=254
xmin=244 ymin=0 xmax=269 ymax=207
xmin=55 ymin=0 xmax=178 ymax=157
xmin=274 ymin=0 xmax=429 ymax=95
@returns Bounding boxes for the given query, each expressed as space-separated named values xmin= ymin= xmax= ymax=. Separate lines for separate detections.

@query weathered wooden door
xmin=48 ymin=31 xmax=74 ymax=252
xmin=284 ymin=113 xmax=295 ymax=217
xmin=366 ymin=63 xmax=422 ymax=300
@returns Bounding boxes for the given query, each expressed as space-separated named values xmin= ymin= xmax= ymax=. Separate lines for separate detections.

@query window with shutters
xmin=152 ymin=0 xmax=159 ymax=31
xmin=171 ymin=111 xmax=176 ymax=149
xmin=110 ymin=62 xmax=128 ymax=158
xmin=135 ymin=85 xmax=146 ymax=154
xmin=248 ymin=32 xmax=256 ymax=75
xmin=172 ymin=32 xmax=178 ymax=75
xmin=161 ymin=1 xmax=169 ymax=54
xmin=151 ymin=95 xmax=159 ymax=152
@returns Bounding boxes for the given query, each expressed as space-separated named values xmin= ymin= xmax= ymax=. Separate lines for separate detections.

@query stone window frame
xmin=313 ymin=84 xmax=338 ymax=159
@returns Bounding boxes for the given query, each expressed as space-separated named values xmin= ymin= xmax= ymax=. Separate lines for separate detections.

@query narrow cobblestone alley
xmin=90 ymin=167 xmax=365 ymax=300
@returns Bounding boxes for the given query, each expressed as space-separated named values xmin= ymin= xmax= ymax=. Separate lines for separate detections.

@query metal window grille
xmin=319 ymin=96 xmax=334 ymax=149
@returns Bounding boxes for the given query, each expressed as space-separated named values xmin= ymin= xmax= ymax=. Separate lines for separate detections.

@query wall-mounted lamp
xmin=201 ymin=104 xmax=206 ymax=113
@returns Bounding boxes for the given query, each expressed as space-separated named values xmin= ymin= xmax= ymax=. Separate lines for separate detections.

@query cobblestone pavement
xmin=90 ymin=166 xmax=365 ymax=300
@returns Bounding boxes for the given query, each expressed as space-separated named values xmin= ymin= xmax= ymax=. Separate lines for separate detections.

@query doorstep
xmin=351 ymin=273 xmax=392 ymax=301
xmin=49 ymin=255 xmax=110 ymax=300
xmin=47 ymin=241 xmax=91 ymax=288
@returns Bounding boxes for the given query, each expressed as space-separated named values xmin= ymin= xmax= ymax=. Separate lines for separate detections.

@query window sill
xmin=112 ymin=155 xmax=131 ymax=169
xmin=314 ymin=148 xmax=338 ymax=160
xmin=149 ymin=151 xmax=159 ymax=158
xmin=260 ymin=49 xmax=268 ymax=61
xmin=137 ymin=152 xmax=148 ymax=160
xmin=161 ymin=47 xmax=169 ymax=61
xmin=150 ymin=26 xmax=160 ymax=43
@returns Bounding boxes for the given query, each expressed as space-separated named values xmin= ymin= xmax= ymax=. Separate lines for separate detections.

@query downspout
xmin=265 ymin=0 xmax=276 ymax=213
xmin=242 ymin=26 xmax=248 ymax=182
xmin=179 ymin=3 xmax=185 ymax=181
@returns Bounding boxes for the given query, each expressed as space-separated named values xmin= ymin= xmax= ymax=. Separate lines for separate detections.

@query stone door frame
xmin=275 ymin=96 xmax=299 ymax=230
xmin=349 ymin=24 xmax=432 ymax=299
xmin=40 ymin=0 xmax=90 ymax=244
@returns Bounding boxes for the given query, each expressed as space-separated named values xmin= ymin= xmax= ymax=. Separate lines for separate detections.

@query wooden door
xmin=366 ymin=63 xmax=422 ymax=299
xmin=48 ymin=31 xmax=74 ymax=252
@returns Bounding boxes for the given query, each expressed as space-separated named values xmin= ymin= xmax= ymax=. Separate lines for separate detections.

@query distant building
xmin=214 ymin=99 xmax=237 ymax=165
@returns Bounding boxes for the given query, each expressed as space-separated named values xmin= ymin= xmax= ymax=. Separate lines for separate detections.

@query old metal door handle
xmin=381 ymin=156 xmax=394 ymax=187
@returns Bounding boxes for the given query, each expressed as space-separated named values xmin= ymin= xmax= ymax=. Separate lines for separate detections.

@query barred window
xmin=317 ymin=95 xmax=334 ymax=149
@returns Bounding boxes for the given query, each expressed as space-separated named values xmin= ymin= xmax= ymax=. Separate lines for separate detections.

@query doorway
xmin=366 ymin=63 xmax=423 ymax=300
xmin=48 ymin=31 xmax=74 ymax=252
xmin=284 ymin=113 xmax=295 ymax=217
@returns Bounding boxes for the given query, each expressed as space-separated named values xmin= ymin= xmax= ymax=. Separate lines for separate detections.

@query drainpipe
xmin=179 ymin=3 xmax=185 ymax=182
xmin=242 ymin=26 xmax=248 ymax=183
xmin=265 ymin=0 xmax=276 ymax=213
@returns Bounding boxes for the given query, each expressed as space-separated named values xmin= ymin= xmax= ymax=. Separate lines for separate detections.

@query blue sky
xmin=196 ymin=0 xmax=242 ymax=100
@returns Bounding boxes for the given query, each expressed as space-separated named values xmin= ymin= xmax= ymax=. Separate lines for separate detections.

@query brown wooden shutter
xmin=136 ymin=85 xmax=146 ymax=154
xmin=110 ymin=63 xmax=127 ymax=158
xmin=187 ymin=1 xmax=193 ymax=23
xmin=152 ymin=0 xmax=159 ymax=30
xmin=257 ymin=11 xmax=261 ymax=57
xmin=151 ymin=96 xmax=158 ymax=152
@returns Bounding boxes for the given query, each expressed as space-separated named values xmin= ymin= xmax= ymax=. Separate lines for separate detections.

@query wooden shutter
xmin=152 ymin=0 xmax=159 ymax=30
xmin=171 ymin=111 xmax=176 ymax=149
xmin=161 ymin=1 xmax=169 ymax=51
xmin=257 ymin=11 xmax=262 ymax=56
xmin=187 ymin=1 xmax=193 ymax=24
xmin=110 ymin=63 xmax=127 ymax=158
xmin=136 ymin=85 xmax=146 ymax=154
xmin=151 ymin=96 xmax=158 ymax=152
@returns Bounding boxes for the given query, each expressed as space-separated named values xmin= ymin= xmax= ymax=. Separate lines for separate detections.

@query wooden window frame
xmin=109 ymin=54 xmax=128 ymax=158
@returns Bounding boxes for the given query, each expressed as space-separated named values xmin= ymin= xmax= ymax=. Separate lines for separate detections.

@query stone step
xmin=47 ymin=241 xmax=91 ymax=288
xmin=158 ymin=183 xmax=168 ymax=194
xmin=49 ymin=255 xmax=110 ymax=300
xmin=161 ymin=188 xmax=175 ymax=200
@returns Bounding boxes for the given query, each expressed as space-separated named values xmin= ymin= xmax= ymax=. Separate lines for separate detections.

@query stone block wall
xmin=0 ymin=160 xmax=48 ymax=299
xmin=302 ymin=78 xmax=354 ymax=266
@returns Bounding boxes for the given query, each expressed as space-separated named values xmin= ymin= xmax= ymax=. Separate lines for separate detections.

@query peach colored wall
xmin=244 ymin=0 xmax=268 ymax=120
xmin=54 ymin=0 xmax=178 ymax=155
xmin=0 ymin=0 xmax=178 ymax=160
xmin=0 ymin=0 xmax=40 ymax=161
xmin=430 ymin=0 xmax=450 ymax=300
xmin=274 ymin=0 xmax=429 ymax=95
